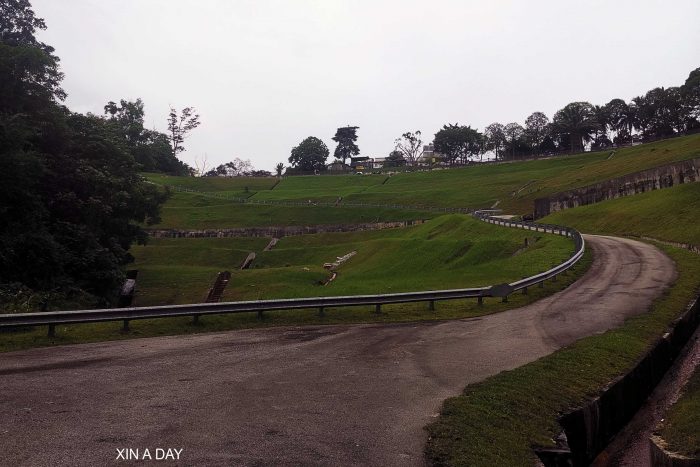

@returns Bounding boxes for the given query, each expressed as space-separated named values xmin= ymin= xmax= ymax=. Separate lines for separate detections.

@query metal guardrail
xmin=0 ymin=212 xmax=585 ymax=336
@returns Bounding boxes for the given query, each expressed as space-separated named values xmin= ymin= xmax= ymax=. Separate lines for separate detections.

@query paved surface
xmin=0 ymin=236 xmax=676 ymax=467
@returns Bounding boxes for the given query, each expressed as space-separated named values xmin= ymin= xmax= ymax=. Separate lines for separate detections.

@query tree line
xmin=0 ymin=0 xmax=205 ymax=310
xmin=284 ymin=68 xmax=700 ymax=171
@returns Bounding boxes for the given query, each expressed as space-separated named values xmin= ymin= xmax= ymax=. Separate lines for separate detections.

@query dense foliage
xmin=0 ymin=0 xmax=169 ymax=308
xmin=426 ymin=67 xmax=700 ymax=162
xmin=288 ymin=136 xmax=330 ymax=172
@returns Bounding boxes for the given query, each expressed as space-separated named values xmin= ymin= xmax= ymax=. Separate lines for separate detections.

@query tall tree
xmin=331 ymin=126 xmax=360 ymax=164
xmin=681 ymin=67 xmax=700 ymax=121
xmin=289 ymin=136 xmax=329 ymax=172
xmin=551 ymin=102 xmax=598 ymax=153
xmin=385 ymin=149 xmax=406 ymax=167
xmin=104 ymin=99 xmax=189 ymax=175
xmin=433 ymin=124 xmax=481 ymax=165
xmin=0 ymin=0 xmax=168 ymax=307
xmin=524 ymin=112 xmax=549 ymax=155
xmin=503 ymin=122 xmax=525 ymax=159
xmin=394 ymin=130 xmax=423 ymax=165
xmin=484 ymin=123 xmax=506 ymax=160
xmin=168 ymin=106 xmax=201 ymax=156
xmin=275 ymin=162 xmax=285 ymax=177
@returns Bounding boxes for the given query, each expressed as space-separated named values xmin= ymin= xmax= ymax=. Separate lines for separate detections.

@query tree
xmin=104 ymin=98 xmax=189 ymax=175
xmin=433 ymin=124 xmax=481 ymax=165
xmin=0 ymin=0 xmax=65 ymax=108
xmin=524 ymin=112 xmax=549 ymax=154
xmin=167 ymin=106 xmax=201 ymax=156
xmin=681 ymin=67 xmax=700 ymax=121
xmin=385 ymin=149 xmax=406 ymax=168
xmin=633 ymin=88 xmax=686 ymax=139
xmin=503 ymin=122 xmax=525 ymax=159
xmin=1 ymin=1 xmax=168 ymax=306
xmin=331 ymin=126 xmax=359 ymax=164
xmin=551 ymin=102 xmax=598 ymax=153
xmin=592 ymin=105 xmax=612 ymax=149
xmin=275 ymin=163 xmax=285 ymax=177
xmin=484 ymin=123 xmax=506 ymax=159
xmin=288 ymin=137 xmax=329 ymax=172
xmin=203 ymin=158 xmax=253 ymax=177
xmin=394 ymin=130 xmax=423 ymax=165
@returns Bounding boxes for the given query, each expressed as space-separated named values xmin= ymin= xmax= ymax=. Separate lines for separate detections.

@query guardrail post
xmin=477 ymin=296 xmax=483 ymax=306
xmin=257 ymin=311 xmax=264 ymax=320
xmin=539 ymin=280 xmax=545 ymax=288
xmin=374 ymin=304 xmax=381 ymax=314
xmin=48 ymin=324 xmax=55 ymax=337
xmin=552 ymin=274 xmax=558 ymax=282
xmin=192 ymin=314 xmax=200 ymax=325
xmin=522 ymin=286 xmax=528 ymax=295
xmin=428 ymin=300 xmax=435 ymax=311
xmin=318 ymin=306 xmax=325 ymax=317
xmin=502 ymin=295 xmax=508 ymax=303
xmin=122 ymin=319 xmax=130 ymax=332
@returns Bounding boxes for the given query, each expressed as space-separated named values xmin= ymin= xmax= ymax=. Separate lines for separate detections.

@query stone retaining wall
xmin=148 ymin=220 xmax=425 ymax=238
xmin=534 ymin=158 xmax=700 ymax=218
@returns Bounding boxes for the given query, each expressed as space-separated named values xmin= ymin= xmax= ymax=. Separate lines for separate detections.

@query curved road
xmin=0 ymin=235 xmax=676 ymax=466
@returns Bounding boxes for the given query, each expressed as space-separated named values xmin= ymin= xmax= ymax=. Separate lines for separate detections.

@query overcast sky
xmin=33 ymin=0 xmax=700 ymax=171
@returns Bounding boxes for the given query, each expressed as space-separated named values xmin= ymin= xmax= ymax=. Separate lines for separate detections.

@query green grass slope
xmin=131 ymin=215 xmax=573 ymax=306
xmin=425 ymin=245 xmax=700 ymax=466
xmin=425 ymin=181 xmax=700 ymax=465
xmin=153 ymin=192 xmax=435 ymax=229
xmin=145 ymin=134 xmax=700 ymax=229
xmin=660 ymin=366 xmax=700 ymax=457
xmin=542 ymin=182 xmax=700 ymax=245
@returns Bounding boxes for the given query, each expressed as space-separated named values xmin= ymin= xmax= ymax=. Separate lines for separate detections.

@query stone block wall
xmin=534 ymin=158 xmax=700 ymax=218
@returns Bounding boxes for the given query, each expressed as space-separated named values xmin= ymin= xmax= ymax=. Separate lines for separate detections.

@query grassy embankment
xmin=544 ymin=181 xmax=700 ymax=245
xmin=145 ymin=134 xmax=700 ymax=229
xmin=147 ymin=172 xmax=435 ymax=228
xmin=133 ymin=215 xmax=573 ymax=305
xmin=660 ymin=366 xmax=700 ymax=458
xmin=545 ymin=182 xmax=700 ymax=462
xmin=425 ymin=182 xmax=700 ymax=465
xmin=0 ymin=215 xmax=585 ymax=352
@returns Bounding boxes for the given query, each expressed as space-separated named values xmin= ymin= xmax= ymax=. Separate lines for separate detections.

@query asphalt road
xmin=0 ymin=235 xmax=676 ymax=467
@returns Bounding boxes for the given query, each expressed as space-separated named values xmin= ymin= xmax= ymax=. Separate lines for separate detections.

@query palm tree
xmin=616 ymin=102 xmax=638 ymax=144
xmin=552 ymin=102 xmax=599 ymax=153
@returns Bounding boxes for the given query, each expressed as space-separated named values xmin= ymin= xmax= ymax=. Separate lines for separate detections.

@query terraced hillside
xmin=145 ymin=134 xmax=700 ymax=229
xmin=543 ymin=182 xmax=700 ymax=246
xmin=131 ymin=215 xmax=573 ymax=306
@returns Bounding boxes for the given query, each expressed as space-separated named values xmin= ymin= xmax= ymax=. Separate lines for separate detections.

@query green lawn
xmin=660 ymin=365 xmax=700 ymax=457
xmin=1 ymin=215 xmax=585 ymax=352
xmin=425 ymin=244 xmax=700 ymax=466
xmin=424 ymin=182 xmax=700 ymax=465
xmin=542 ymin=182 xmax=700 ymax=246
xmin=144 ymin=134 xmax=700 ymax=229
xmin=154 ymin=192 xmax=435 ymax=229
xmin=131 ymin=215 xmax=574 ymax=306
